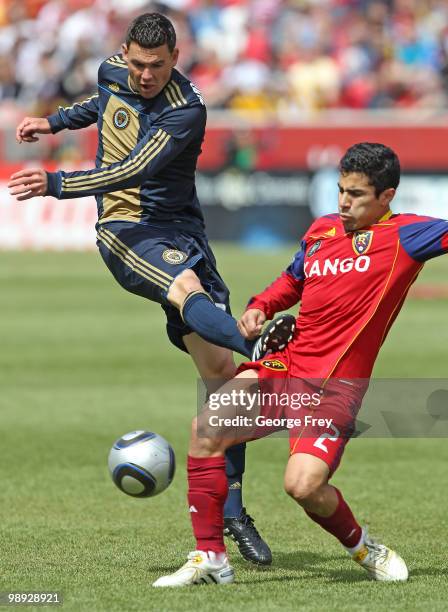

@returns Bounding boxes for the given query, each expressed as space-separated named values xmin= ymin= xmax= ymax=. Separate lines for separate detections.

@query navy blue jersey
xmin=46 ymin=55 xmax=206 ymax=230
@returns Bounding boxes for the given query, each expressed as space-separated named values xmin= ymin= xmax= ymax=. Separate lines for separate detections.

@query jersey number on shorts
xmin=313 ymin=424 xmax=340 ymax=454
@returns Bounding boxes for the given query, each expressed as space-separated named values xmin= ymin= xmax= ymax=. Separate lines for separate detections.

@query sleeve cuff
xmin=245 ymin=299 xmax=270 ymax=318
xmin=46 ymin=172 xmax=62 ymax=198
xmin=47 ymin=112 xmax=66 ymax=134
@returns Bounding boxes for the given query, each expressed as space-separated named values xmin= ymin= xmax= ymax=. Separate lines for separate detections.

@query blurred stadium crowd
xmin=1 ymin=0 xmax=448 ymax=120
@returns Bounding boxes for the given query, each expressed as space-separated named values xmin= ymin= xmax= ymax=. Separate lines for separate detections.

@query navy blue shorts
xmin=96 ymin=221 xmax=231 ymax=352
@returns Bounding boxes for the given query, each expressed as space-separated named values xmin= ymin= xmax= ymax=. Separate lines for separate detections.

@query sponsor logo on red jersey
xmin=304 ymin=256 xmax=371 ymax=277
xmin=307 ymin=240 xmax=321 ymax=257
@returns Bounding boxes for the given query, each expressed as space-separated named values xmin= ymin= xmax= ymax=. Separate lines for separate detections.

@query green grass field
xmin=1 ymin=246 xmax=448 ymax=611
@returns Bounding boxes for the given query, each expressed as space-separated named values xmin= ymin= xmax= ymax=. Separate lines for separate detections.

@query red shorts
xmin=236 ymin=356 xmax=364 ymax=476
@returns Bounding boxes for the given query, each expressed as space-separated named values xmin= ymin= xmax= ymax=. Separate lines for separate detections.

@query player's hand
xmin=8 ymin=168 xmax=48 ymax=201
xmin=16 ymin=117 xmax=51 ymax=143
xmin=238 ymin=308 xmax=266 ymax=339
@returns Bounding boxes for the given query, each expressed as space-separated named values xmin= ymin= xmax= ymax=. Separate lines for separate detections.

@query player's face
xmin=338 ymin=172 xmax=395 ymax=232
xmin=122 ymin=42 xmax=179 ymax=99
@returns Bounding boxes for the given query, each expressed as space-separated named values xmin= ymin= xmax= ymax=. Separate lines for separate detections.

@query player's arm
xmin=239 ymin=244 xmax=305 ymax=338
xmin=8 ymin=105 xmax=205 ymax=201
xmin=47 ymin=105 xmax=205 ymax=200
xmin=9 ymin=104 xmax=204 ymax=200
xmin=399 ymin=218 xmax=448 ymax=261
xmin=15 ymin=95 xmax=99 ymax=143
xmin=46 ymin=94 xmax=100 ymax=133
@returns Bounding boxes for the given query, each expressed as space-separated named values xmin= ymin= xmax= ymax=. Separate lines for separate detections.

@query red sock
xmin=306 ymin=487 xmax=362 ymax=549
xmin=187 ymin=455 xmax=228 ymax=554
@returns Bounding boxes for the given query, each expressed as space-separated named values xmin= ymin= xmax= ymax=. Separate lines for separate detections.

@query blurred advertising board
xmin=1 ymin=123 xmax=447 ymax=248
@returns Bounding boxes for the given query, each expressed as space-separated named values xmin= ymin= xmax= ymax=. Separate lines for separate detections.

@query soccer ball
xmin=108 ymin=431 xmax=175 ymax=498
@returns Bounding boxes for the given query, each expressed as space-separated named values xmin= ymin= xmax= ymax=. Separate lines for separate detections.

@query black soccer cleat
xmin=224 ymin=508 xmax=272 ymax=566
xmin=251 ymin=314 xmax=296 ymax=362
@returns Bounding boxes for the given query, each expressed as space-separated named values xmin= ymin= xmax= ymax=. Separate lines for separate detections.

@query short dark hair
xmin=339 ymin=142 xmax=400 ymax=196
xmin=125 ymin=13 xmax=176 ymax=52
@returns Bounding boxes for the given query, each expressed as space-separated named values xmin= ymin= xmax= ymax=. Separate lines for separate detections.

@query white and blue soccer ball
xmin=108 ymin=431 xmax=175 ymax=498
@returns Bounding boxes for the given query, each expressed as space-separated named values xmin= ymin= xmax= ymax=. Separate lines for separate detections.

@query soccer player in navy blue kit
xmin=8 ymin=13 xmax=295 ymax=565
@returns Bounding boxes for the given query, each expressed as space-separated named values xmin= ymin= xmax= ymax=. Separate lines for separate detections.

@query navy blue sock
xmin=182 ymin=292 xmax=254 ymax=357
xmin=224 ymin=443 xmax=246 ymax=518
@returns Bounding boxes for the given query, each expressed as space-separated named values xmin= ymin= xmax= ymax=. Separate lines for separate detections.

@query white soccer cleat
xmin=152 ymin=550 xmax=235 ymax=587
xmin=352 ymin=532 xmax=408 ymax=581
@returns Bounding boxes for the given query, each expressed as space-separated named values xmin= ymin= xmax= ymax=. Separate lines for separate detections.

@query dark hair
xmin=125 ymin=13 xmax=176 ymax=52
xmin=339 ymin=142 xmax=400 ymax=196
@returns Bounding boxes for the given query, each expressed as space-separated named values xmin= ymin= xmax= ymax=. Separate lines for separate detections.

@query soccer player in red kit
xmin=153 ymin=143 xmax=448 ymax=586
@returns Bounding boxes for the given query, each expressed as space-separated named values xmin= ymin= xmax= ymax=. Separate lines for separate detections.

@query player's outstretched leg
xmin=182 ymin=291 xmax=294 ymax=360
xmin=168 ymin=270 xmax=295 ymax=358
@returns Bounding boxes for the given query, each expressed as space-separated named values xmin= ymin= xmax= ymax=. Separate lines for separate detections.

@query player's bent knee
xmin=167 ymin=269 xmax=202 ymax=308
xmin=284 ymin=473 xmax=325 ymax=504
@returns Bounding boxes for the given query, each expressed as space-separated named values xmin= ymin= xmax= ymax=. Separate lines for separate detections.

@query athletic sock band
xmin=187 ymin=455 xmax=228 ymax=554
xmin=224 ymin=443 xmax=246 ymax=518
xmin=181 ymin=292 xmax=255 ymax=357
xmin=180 ymin=289 xmax=213 ymax=322
xmin=305 ymin=487 xmax=362 ymax=549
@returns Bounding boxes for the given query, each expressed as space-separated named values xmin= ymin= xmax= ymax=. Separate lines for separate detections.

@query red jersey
xmin=247 ymin=212 xmax=448 ymax=381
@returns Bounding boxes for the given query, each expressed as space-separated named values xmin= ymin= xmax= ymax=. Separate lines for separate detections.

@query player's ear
xmin=121 ymin=43 xmax=128 ymax=60
xmin=171 ymin=48 xmax=179 ymax=66
xmin=381 ymin=187 xmax=395 ymax=207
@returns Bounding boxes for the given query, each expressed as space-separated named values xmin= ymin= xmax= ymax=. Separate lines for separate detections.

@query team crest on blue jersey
xmin=307 ymin=240 xmax=321 ymax=257
xmin=352 ymin=231 xmax=373 ymax=255
xmin=113 ymin=108 xmax=130 ymax=130
xmin=162 ymin=249 xmax=188 ymax=264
